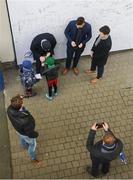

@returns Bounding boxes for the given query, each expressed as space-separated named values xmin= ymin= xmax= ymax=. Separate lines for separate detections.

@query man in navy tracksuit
xmin=63 ymin=17 xmax=92 ymax=75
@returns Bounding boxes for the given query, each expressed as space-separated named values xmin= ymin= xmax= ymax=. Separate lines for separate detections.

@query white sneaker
xmin=35 ymin=74 xmax=42 ymax=80
xmin=54 ymin=92 xmax=58 ymax=96
xmin=45 ymin=93 xmax=53 ymax=100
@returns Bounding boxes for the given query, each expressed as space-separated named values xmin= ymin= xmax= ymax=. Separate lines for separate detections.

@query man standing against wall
xmin=30 ymin=33 xmax=57 ymax=79
xmin=63 ymin=17 xmax=92 ymax=75
xmin=85 ymin=25 xmax=112 ymax=83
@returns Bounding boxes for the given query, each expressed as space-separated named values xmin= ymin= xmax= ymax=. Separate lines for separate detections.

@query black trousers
xmin=91 ymin=156 xmax=110 ymax=176
xmin=48 ymin=84 xmax=57 ymax=97
xmin=66 ymin=45 xmax=84 ymax=69
xmin=90 ymin=60 xmax=104 ymax=79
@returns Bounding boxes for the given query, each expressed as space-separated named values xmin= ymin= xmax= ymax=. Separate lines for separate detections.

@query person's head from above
xmin=102 ymin=132 xmax=116 ymax=146
xmin=76 ymin=17 xmax=85 ymax=29
xmin=41 ymin=39 xmax=51 ymax=53
xmin=22 ymin=59 xmax=32 ymax=70
xmin=10 ymin=94 xmax=23 ymax=110
xmin=99 ymin=25 xmax=110 ymax=39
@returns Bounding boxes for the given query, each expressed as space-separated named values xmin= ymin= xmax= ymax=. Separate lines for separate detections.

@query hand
xmin=41 ymin=63 xmax=44 ymax=67
xmin=78 ymin=43 xmax=83 ymax=48
xmin=90 ymin=51 xmax=94 ymax=58
xmin=46 ymin=52 xmax=51 ymax=58
xmin=103 ymin=122 xmax=109 ymax=131
xmin=91 ymin=122 xmax=98 ymax=131
xmin=40 ymin=56 xmax=45 ymax=62
xmin=71 ymin=41 xmax=76 ymax=47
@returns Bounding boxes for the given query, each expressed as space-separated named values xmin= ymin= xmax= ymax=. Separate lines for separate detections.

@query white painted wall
xmin=7 ymin=0 xmax=133 ymax=64
xmin=0 ymin=0 xmax=14 ymax=62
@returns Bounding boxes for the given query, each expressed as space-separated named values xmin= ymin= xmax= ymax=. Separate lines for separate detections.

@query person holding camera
xmin=86 ymin=122 xmax=123 ymax=177
xmin=7 ymin=94 xmax=41 ymax=164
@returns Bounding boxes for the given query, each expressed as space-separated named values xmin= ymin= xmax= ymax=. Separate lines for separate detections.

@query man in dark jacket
xmin=85 ymin=25 xmax=112 ymax=83
xmin=30 ymin=33 xmax=57 ymax=79
xmin=86 ymin=122 xmax=123 ymax=177
xmin=7 ymin=94 xmax=41 ymax=164
xmin=63 ymin=17 xmax=92 ymax=75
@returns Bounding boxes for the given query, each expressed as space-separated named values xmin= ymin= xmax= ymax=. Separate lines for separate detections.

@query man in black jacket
xmin=63 ymin=17 xmax=92 ymax=75
xmin=7 ymin=94 xmax=41 ymax=164
xmin=86 ymin=122 xmax=123 ymax=177
xmin=30 ymin=33 xmax=57 ymax=79
xmin=85 ymin=25 xmax=112 ymax=83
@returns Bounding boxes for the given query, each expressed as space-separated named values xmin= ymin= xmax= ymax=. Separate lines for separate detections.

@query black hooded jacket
xmin=86 ymin=129 xmax=123 ymax=163
xmin=7 ymin=105 xmax=38 ymax=138
xmin=91 ymin=35 xmax=112 ymax=65
xmin=30 ymin=33 xmax=57 ymax=60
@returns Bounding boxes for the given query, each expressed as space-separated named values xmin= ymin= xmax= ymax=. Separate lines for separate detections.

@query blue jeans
xmin=17 ymin=132 xmax=37 ymax=160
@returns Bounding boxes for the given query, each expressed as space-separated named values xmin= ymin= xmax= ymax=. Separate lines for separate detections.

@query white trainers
xmin=54 ymin=92 xmax=58 ymax=96
xmin=45 ymin=93 xmax=53 ymax=100
xmin=35 ymin=73 xmax=42 ymax=80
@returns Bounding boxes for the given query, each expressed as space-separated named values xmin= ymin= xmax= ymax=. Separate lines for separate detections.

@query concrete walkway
xmin=2 ymin=50 xmax=133 ymax=179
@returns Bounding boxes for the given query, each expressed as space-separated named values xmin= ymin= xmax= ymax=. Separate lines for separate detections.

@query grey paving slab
xmin=2 ymin=50 xmax=133 ymax=179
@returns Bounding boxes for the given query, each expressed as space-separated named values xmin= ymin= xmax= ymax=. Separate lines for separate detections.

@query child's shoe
xmin=54 ymin=92 xmax=58 ymax=96
xmin=45 ymin=93 xmax=53 ymax=100
xmin=24 ymin=89 xmax=37 ymax=98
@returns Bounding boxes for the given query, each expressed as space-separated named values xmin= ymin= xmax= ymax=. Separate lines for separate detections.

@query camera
xmin=96 ymin=122 xmax=104 ymax=129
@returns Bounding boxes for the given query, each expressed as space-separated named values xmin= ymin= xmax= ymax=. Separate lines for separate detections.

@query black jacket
xmin=91 ymin=35 xmax=112 ymax=65
xmin=7 ymin=105 xmax=38 ymax=138
xmin=30 ymin=33 xmax=57 ymax=60
xmin=42 ymin=64 xmax=59 ymax=81
xmin=86 ymin=129 xmax=123 ymax=163
xmin=65 ymin=20 xmax=92 ymax=46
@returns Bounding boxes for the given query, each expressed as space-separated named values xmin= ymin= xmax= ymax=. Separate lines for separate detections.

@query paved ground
xmin=3 ymin=50 xmax=133 ymax=179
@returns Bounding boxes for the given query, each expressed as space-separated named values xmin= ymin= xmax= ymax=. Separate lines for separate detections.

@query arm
xmin=86 ymin=129 xmax=96 ymax=151
xmin=30 ymin=41 xmax=42 ymax=60
xmin=42 ymin=64 xmax=60 ymax=75
xmin=86 ymin=123 xmax=97 ymax=151
xmin=64 ymin=22 xmax=72 ymax=43
xmin=82 ymin=25 xmax=92 ymax=45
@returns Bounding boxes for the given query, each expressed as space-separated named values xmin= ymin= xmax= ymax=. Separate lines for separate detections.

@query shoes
xmin=31 ymin=159 xmax=42 ymax=165
xmin=73 ymin=67 xmax=79 ymax=75
xmin=52 ymin=88 xmax=58 ymax=96
xmin=46 ymin=93 xmax=53 ymax=100
xmin=86 ymin=166 xmax=98 ymax=177
xmin=54 ymin=92 xmax=58 ymax=96
xmin=85 ymin=69 xmax=95 ymax=74
xmin=91 ymin=78 xmax=101 ymax=84
xmin=62 ymin=68 xmax=69 ymax=75
xmin=35 ymin=73 xmax=42 ymax=79
xmin=24 ymin=90 xmax=37 ymax=98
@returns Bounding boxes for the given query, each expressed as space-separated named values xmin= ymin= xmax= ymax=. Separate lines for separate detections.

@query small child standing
xmin=20 ymin=59 xmax=37 ymax=98
xmin=41 ymin=55 xmax=59 ymax=100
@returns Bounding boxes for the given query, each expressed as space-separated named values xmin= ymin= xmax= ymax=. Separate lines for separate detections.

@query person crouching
xmin=20 ymin=59 xmax=37 ymax=98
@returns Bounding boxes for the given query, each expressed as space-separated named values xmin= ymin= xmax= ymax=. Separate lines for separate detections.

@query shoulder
xmin=85 ymin=22 xmax=91 ymax=29
xmin=68 ymin=20 xmax=76 ymax=26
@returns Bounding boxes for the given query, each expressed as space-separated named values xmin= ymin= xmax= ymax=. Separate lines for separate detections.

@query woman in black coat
xmin=85 ymin=25 xmax=112 ymax=83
